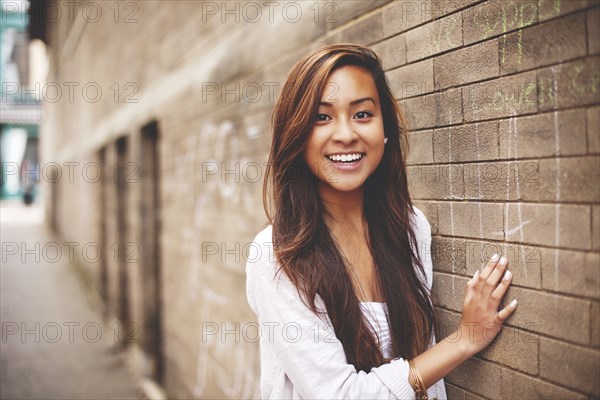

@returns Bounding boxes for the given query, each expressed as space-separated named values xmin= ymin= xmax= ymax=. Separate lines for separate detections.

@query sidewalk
xmin=1 ymin=200 xmax=140 ymax=399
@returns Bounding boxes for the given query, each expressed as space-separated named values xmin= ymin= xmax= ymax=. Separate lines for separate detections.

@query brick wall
xmin=39 ymin=0 xmax=599 ymax=398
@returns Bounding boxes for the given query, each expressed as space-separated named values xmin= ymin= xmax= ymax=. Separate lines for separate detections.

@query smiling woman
xmin=305 ymin=65 xmax=385 ymax=194
xmin=246 ymin=44 xmax=518 ymax=400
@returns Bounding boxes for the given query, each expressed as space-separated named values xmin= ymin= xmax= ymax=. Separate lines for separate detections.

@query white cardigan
xmin=245 ymin=207 xmax=447 ymax=399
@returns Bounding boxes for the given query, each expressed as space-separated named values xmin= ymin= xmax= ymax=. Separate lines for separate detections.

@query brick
xmin=432 ymin=0 xmax=483 ymax=18
xmin=434 ymin=39 xmax=499 ymax=89
xmin=325 ymin=0 xmax=390 ymax=31
xmin=508 ymin=286 xmax=590 ymax=344
xmin=406 ymin=130 xmax=433 ymax=165
xmin=407 ymin=164 xmax=464 ymax=200
xmin=539 ymin=337 xmax=600 ymax=396
xmin=499 ymin=13 xmax=587 ymax=74
xmin=433 ymin=307 xmax=462 ymax=339
xmin=402 ymin=88 xmax=463 ymax=129
xmin=464 ymin=393 xmax=486 ymax=400
xmin=537 ymin=56 xmax=600 ymax=111
xmin=593 ymin=206 xmax=600 ymax=251
xmin=528 ymin=156 xmax=600 ymax=203
xmin=339 ymin=12 xmax=383 ymax=46
xmin=382 ymin=0 xmax=476 ymax=37
xmin=587 ymin=106 xmax=600 ymax=153
xmin=501 ymin=368 xmax=588 ymax=399
xmin=432 ymin=237 xmax=468 ymax=274
xmin=589 ymin=7 xmax=600 ymax=54
xmin=464 ymin=161 xmax=539 ymax=202
xmin=463 ymin=0 xmax=538 ymax=45
xmin=444 ymin=383 xmax=466 ymax=400
xmin=446 ymin=357 xmax=502 ymax=399
xmin=413 ymin=200 xmax=438 ymax=234
xmin=382 ymin=0 xmax=433 ymax=37
xmin=505 ymin=203 xmax=591 ymax=249
xmin=371 ymin=34 xmax=406 ymax=71
xmin=467 ymin=389 xmax=490 ymax=400
xmin=437 ymin=307 xmax=539 ymax=374
xmin=463 ymin=71 xmax=538 ymax=122
xmin=388 ymin=58 xmax=434 ymax=99
xmin=538 ymin=0 xmax=594 ymax=21
xmin=478 ymin=322 xmax=539 ymax=375
xmin=499 ymin=109 xmax=588 ymax=159
xmin=541 ymin=248 xmax=600 ymax=298
xmin=406 ymin=13 xmax=463 ymax=63
xmin=431 ymin=272 xmax=467 ymax=312
xmin=463 ymin=240 xmax=542 ymax=289
xmin=437 ymin=201 xmax=504 ymax=240
xmin=433 ymin=122 xmax=499 ymax=164
xmin=592 ymin=301 xmax=600 ymax=347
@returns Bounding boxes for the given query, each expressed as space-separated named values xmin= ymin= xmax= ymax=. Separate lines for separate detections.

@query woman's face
xmin=303 ymin=65 xmax=385 ymax=195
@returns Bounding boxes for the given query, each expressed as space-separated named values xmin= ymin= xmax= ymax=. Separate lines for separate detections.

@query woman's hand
xmin=457 ymin=254 xmax=518 ymax=357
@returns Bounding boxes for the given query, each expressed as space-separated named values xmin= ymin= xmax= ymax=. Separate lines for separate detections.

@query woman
xmin=246 ymin=44 xmax=517 ymax=399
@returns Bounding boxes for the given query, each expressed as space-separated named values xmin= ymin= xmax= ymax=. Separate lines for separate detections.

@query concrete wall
xmin=39 ymin=0 xmax=599 ymax=398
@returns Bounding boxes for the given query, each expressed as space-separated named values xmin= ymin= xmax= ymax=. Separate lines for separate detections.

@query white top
xmin=246 ymin=206 xmax=447 ymax=399
xmin=360 ymin=302 xmax=393 ymax=359
xmin=359 ymin=301 xmax=446 ymax=400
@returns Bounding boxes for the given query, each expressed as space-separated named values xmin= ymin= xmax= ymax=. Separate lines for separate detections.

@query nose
xmin=331 ymin=119 xmax=357 ymax=144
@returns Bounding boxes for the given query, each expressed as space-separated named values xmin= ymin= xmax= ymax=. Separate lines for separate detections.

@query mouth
xmin=325 ymin=152 xmax=365 ymax=164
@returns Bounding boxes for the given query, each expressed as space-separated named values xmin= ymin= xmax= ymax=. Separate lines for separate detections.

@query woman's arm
xmin=246 ymin=224 xmax=516 ymax=398
xmin=246 ymin=226 xmax=417 ymax=399
xmin=410 ymin=254 xmax=517 ymax=389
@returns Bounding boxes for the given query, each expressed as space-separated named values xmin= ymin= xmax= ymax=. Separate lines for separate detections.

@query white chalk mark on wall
xmin=447 ymin=113 xmax=456 ymax=295
xmin=190 ymin=119 xmax=264 ymax=398
xmin=552 ymin=67 xmax=563 ymax=289
xmin=474 ymin=124 xmax=485 ymax=240
xmin=502 ymin=110 xmax=529 ymax=281
xmin=504 ymin=220 xmax=531 ymax=236
xmin=194 ymin=288 xmax=229 ymax=398
xmin=194 ymin=120 xmax=263 ymax=232
xmin=193 ymin=288 xmax=258 ymax=399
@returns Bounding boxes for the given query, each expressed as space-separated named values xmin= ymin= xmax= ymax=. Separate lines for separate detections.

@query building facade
xmin=33 ymin=0 xmax=599 ymax=398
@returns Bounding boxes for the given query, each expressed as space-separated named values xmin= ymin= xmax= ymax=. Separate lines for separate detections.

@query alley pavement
xmin=1 ymin=200 xmax=140 ymax=399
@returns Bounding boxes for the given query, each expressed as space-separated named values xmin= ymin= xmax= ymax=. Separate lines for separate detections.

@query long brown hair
xmin=263 ymin=44 xmax=434 ymax=372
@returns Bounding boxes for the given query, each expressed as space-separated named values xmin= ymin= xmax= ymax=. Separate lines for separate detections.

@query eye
xmin=354 ymin=111 xmax=374 ymax=120
xmin=316 ymin=113 xmax=331 ymax=122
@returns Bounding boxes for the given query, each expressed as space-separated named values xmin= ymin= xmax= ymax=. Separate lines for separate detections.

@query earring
xmin=384 ymin=137 xmax=388 ymax=144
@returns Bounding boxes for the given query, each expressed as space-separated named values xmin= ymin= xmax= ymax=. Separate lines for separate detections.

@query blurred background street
xmin=1 ymin=199 xmax=141 ymax=399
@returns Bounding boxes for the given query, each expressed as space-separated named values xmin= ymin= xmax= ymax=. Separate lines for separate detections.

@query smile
xmin=325 ymin=153 xmax=365 ymax=163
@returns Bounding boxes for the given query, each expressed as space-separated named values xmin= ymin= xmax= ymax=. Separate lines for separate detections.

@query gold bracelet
xmin=408 ymin=359 xmax=428 ymax=400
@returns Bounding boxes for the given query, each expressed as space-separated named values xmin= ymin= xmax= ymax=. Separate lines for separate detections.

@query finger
xmin=489 ymin=269 xmax=512 ymax=306
xmin=477 ymin=254 xmax=500 ymax=294
xmin=464 ymin=269 xmax=479 ymax=303
xmin=497 ymin=298 xmax=518 ymax=322
xmin=484 ymin=256 xmax=509 ymax=295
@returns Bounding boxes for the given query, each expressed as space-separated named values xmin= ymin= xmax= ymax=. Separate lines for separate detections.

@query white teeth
xmin=326 ymin=153 xmax=363 ymax=162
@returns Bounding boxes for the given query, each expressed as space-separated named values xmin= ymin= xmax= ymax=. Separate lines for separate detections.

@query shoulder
xmin=410 ymin=205 xmax=432 ymax=241
xmin=253 ymin=223 xmax=273 ymax=243
xmin=245 ymin=224 xmax=278 ymax=312
xmin=410 ymin=206 xmax=433 ymax=290
xmin=246 ymin=224 xmax=275 ymax=274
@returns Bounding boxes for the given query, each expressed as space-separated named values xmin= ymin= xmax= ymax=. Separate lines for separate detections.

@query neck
xmin=319 ymin=184 xmax=366 ymax=234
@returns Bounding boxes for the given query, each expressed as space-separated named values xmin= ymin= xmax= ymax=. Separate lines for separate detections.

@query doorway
xmin=140 ymin=121 xmax=163 ymax=383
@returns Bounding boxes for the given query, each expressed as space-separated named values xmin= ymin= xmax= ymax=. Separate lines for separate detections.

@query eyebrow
xmin=319 ymin=97 xmax=376 ymax=107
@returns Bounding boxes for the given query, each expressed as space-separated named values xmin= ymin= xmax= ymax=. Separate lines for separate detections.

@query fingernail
xmin=473 ymin=270 xmax=480 ymax=279
xmin=499 ymin=256 xmax=507 ymax=265
xmin=491 ymin=253 xmax=499 ymax=261
xmin=510 ymin=299 xmax=518 ymax=308
xmin=503 ymin=270 xmax=512 ymax=281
